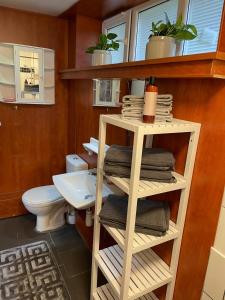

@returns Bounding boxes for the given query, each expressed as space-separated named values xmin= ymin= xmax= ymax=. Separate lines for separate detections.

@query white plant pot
xmin=92 ymin=50 xmax=112 ymax=66
xmin=145 ymin=36 xmax=176 ymax=60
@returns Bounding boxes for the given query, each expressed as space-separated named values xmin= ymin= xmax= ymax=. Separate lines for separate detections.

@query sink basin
xmin=53 ymin=170 xmax=114 ymax=209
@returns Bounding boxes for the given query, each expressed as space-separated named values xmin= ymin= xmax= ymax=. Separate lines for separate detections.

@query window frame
xmin=102 ymin=10 xmax=131 ymax=62
xmin=103 ymin=0 xmax=224 ymax=62
xmin=129 ymin=0 xmax=172 ymax=61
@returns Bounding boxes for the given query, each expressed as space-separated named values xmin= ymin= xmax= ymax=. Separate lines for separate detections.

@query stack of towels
xmin=121 ymin=94 xmax=173 ymax=122
xmin=121 ymin=95 xmax=144 ymax=120
xmin=155 ymin=94 xmax=173 ymax=122
xmin=99 ymin=194 xmax=170 ymax=236
xmin=104 ymin=145 xmax=176 ymax=183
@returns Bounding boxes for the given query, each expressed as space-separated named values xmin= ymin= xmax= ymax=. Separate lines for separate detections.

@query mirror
xmin=15 ymin=46 xmax=43 ymax=102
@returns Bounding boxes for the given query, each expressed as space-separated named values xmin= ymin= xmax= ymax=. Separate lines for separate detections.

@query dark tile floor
xmin=0 ymin=214 xmax=92 ymax=300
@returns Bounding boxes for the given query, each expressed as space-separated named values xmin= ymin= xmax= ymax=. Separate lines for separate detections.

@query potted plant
xmin=86 ymin=33 xmax=120 ymax=66
xmin=146 ymin=13 xmax=197 ymax=59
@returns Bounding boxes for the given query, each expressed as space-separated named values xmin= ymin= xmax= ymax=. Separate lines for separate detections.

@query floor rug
xmin=0 ymin=240 xmax=70 ymax=300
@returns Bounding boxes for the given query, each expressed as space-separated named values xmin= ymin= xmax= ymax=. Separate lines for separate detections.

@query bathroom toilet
xmin=22 ymin=155 xmax=88 ymax=232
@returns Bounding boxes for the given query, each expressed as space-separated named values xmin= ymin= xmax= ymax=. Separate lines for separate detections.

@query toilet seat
xmin=22 ymin=185 xmax=64 ymax=208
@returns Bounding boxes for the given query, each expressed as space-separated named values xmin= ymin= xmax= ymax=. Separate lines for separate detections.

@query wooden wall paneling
xmin=0 ymin=7 xmax=69 ymax=217
xmin=75 ymin=15 xmax=102 ymax=68
xmin=69 ymin=79 xmax=128 ymax=154
xmin=217 ymin=1 xmax=225 ymax=52
xmin=67 ymin=13 xmax=128 ymax=153
xmin=153 ymin=78 xmax=225 ymax=300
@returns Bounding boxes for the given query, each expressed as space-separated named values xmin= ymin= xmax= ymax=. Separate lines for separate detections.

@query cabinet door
xmin=203 ymin=247 xmax=225 ymax=300
xmin=14 ymin=46 xmax=44 ymax=103
xmin=43 ymin=49 xmax=55 ymax=104
xmin=0 ymin=43 xmax=16 ymax=102
xmin=201 ymin=292 xmax=213 ymax=300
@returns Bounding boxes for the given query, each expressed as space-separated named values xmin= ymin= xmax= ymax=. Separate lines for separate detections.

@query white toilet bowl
xmin=22 ymin=185 xmax=66 ymax=232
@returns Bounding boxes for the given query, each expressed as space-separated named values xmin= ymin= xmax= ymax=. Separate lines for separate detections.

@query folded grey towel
xmin=101 ymin=219 xmax=166 ymax=236
xmin=104 ymin=164 xmax=176 ymax=183
xmin=105 ymin=145 xmax=175 ymax=168
xmin=105 ymin=161 xmax=172 ymax=171
xmin=99 ymin=194 xmax=170 ymax=236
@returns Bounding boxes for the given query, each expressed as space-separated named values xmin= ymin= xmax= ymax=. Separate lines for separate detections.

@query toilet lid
xmin=22 ymin=185 xmax=64 ymax=206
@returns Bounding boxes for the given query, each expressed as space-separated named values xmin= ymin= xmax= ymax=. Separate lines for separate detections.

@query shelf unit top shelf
xmin=103 ymin=220 xmax=178 ymax=254
xmin=96 ymin=245 xmax=172 ymax=300
xmin=94 ymin=283 xmax=158 ymax=300
xmin=60 ymin=52 xmax=225 ymax=79
xmin=101 ymin=115 xmax=200 ymax=134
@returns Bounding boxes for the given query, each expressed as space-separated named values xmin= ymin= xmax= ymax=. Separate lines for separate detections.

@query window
xmin=130 ymin=0 xmax=179 ymax=61
xmin=103 ymin=0 xmax=224 ymax=62
xmin=183 ymin=0 xmax=224 ymax=54
xmin=102 ymin=11 xmax=131 ymax=63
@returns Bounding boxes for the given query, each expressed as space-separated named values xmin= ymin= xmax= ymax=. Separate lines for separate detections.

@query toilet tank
xmin=66 ymin=154 xmax=88 ymax=173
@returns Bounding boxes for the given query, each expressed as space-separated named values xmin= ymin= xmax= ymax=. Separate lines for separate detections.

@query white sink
xmin=52 ymin=170 xmax=114 ymax=210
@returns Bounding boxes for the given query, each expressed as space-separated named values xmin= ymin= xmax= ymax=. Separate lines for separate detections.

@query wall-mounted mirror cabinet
xmin=0 ymin=43 xmax=55 ymax=105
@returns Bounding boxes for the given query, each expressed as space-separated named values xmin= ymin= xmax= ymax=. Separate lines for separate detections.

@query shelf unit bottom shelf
xmin=94 ymin=283 xmax=158 ymax=300
xmin=96 ymin=245 xmax=172 ymax=300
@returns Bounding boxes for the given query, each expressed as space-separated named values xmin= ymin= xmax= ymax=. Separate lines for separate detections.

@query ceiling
xmin=0 ymin=0 xmax=79 ymax=16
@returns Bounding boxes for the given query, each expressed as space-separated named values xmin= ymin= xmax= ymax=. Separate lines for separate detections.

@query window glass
xmin=183 ymin=0 xmax=224 ymax=54
xmin=135 ymin=0 xmax=179 ymax=61
xmin=107 ymin=23 xmax=126 ymax=64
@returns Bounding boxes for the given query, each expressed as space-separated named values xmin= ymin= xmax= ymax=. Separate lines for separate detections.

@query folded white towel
xmin=122 ymin=109 xmax=143 ymax=114
xmin=155 ymin=111 xmax=170 ymax=116
xmin=122 ymin=116 xmax=142 ymax=120
xmin=122 ymin=95 xmax=144 ymax=104
xmin=157 ymin=94 xmax=173 ymax=100
xmin=156 ymin=107 xmax=173 ymax=114
xmin=155 ymin=114 xmax=173 ymax=122
xmin=122 ymin=103 xmax=144 ymax=108
xmin=123 ymin=95 xmax=144 ymax=100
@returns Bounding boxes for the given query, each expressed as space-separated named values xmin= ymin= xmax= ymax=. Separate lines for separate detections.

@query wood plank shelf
xmin=60 ymin=52 xmax=225 ymax=80
xmin=96 ymin=245 xmax=172 ymax=300
xmin=103 ymin=221 xmax=179 ymax=254
xmin=93 ymin=283 xmax=158 ymax=300
xmin=106 ymin=172 xmax=186 ymax=197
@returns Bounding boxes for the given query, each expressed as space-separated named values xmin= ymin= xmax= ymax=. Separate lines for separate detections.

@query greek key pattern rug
xmin=0 ymin=241 xmax=70 ymax=300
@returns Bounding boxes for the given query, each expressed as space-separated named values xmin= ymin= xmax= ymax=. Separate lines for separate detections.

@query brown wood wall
xmin=0 ymin=7 xmax=69 ymax=217
xmin=67 ymin=15 xmax=128 ymax=154
xmin=66 ymin=13 xmax=225 ymax=300
xmin=0 ymin=4 xmax=225 ymax=300
xmin=157 ymin=78 xmax=225 ymax=300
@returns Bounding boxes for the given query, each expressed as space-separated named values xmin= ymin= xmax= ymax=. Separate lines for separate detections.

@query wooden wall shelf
xmin=60 ymin=52 xmax=225 ymax=80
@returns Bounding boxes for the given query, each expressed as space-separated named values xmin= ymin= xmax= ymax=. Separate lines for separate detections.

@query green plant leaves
xmin=85 ymin=47 xmax=95 ymax=54
xmin=175 ymin=30 xmax=197 ymax=41
xmin=150 ymin=14 xmax=197 ymax=41
xmin=85 ymin=33 xmax=120 ymax=53
xmin=164 ymin=12 xmax=171 ymax=25
xmin=107 ymin=33 xmax=117 ymax=40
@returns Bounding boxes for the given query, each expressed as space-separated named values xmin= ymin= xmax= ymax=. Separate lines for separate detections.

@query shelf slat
xmin=103 ymin=220 xmax=179 ymax=254
xmin=93 ymin=283 xmax=158 ymax=300
xmin=96 ymin=245 xmax=172 ymax=300
xmin=107 ymin=172 xmax=186 ymax=197
xmin=0 ymin=80 xmax=15 ymax=86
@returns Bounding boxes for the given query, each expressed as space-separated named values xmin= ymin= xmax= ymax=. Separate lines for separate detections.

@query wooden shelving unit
xmin=60 ymin=52 xmax=225 ymax=80
xmin=91 ymin=115 xmax=201 ymax=300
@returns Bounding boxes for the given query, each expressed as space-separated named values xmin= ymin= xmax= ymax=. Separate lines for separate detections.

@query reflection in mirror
xmin=19 ymin=50 xmax=40 ymax=101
